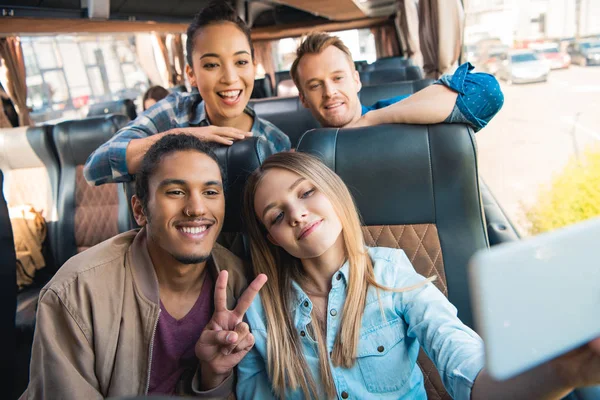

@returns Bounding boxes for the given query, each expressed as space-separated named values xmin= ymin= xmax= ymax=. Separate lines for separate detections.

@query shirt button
xmin=377 ymin=345 xmax=385 ymax=353
xmin=330 ymin=309 xmax=338 ymax=317
xmin=300 ymin=330 xmax=306 ymax=337
xmin=303 ymin=300 xmax=309 ymax=307
xmin=336 ymin=273 xmax=342 ymax=281
xmin=341 ymin=391 xmax=349 ymax=399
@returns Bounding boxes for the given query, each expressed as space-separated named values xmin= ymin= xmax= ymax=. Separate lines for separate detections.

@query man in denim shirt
xmin=290 ymin=32 xmax=503 ymax=132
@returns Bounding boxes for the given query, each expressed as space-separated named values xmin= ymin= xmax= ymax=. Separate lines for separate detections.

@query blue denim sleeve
xmin=392 ymin=250 xmax=485 ymax=400
xmin=435 ymin=62 xmax=504 ymax=132
xmin=236 ymin=296 xmax=277 ymax=399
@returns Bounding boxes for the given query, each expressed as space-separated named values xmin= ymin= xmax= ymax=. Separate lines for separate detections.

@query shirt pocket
xmin=356 ymin=318 xmax=412 ymax=393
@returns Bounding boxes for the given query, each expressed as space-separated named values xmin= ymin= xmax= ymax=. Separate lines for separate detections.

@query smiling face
xmin=133 ymin=150 xmax=225 ymax=266
xmin=186 ymin=21 xmax=255 ymax=127
xmin=253 ymin=167 xmax=343 ymax=260
xmin=295 ymin=45 xmax=362 ymax=128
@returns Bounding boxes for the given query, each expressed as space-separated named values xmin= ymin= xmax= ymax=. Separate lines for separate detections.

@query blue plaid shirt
xmin=83 ymin=92 xmax=291 ymax=186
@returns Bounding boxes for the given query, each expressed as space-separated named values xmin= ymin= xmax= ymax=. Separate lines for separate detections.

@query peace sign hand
xmin=195 ymin=270 xmax=267 ymax=390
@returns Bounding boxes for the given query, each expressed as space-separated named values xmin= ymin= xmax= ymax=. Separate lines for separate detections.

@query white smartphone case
xmin=469 ymin=217 xmax=600 ymax=380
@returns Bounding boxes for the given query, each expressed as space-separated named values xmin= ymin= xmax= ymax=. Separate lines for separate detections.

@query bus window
xmin=20 ymin=35 xmax=150 ymax=124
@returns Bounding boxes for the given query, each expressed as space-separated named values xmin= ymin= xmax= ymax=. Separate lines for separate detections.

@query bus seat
xmin=251 ymin=96 xmax=319 ymax=148
xmin=359 ymin=66 xmax=424 ymax=85
xmin=88 ymin=99 xmax=137 ymax=121
xmin=0 ymin=125 xmax=61 ymax=273
xmin=249 ymin=79 xmax=434 ymax=148
xmin=354 ymin=60 xmax=369 ymax=71
xmin=0 ymin=169 xmax=17 ymax=396
xmin=251 ymin=77 xmax=274 ymax=99
xmin=213 ymin=137 xmax=276 ymax=261
xmin=358 ymin=78 xmax=434 ymax=105
xmin=365 ymin=56 xmax=414 ymax=71
xmin=52 ymin=115 xmax=131 ymax=266
xmin=274 ymin=70 xmax=291 ymax=95
xmin=296 ymin=123 xmax=488 ymax=400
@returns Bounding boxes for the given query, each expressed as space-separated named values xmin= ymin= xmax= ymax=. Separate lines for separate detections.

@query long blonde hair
xmin=243 ymin=152 xmax=433 ymax=399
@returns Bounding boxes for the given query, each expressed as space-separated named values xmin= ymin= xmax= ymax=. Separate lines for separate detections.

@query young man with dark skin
xmin=290 ymin=32 xmax=504 ymax=132
xmin=22 ymin=134 xmax=265 ymax=399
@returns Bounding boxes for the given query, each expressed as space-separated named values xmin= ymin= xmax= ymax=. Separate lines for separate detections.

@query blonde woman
xmin=237 ymin=151 xmax=600 ymax=400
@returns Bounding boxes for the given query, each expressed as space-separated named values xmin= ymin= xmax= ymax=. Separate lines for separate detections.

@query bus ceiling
xmin=0 ymin=0 xmax=398 ymax=36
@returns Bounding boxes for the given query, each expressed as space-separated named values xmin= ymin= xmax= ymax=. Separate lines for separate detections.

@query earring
xmin=185 ymin=208 xmax=191 ymax=217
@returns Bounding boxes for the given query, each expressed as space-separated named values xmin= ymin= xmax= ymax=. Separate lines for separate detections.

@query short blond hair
xmin=290 ymin=32 xmax=355 ymax=90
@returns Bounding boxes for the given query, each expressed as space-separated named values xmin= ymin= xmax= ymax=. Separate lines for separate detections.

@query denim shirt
xmin=83 ymin=92 xmax=291 ymax=186
xmin=237 ymin=247 xmax=484 ymax=400
xmin=361 ymin=62 xmax=504 ymax=133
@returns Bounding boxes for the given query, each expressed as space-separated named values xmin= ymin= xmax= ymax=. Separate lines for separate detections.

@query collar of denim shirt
xmin=289 ymin=257 xmax=351 ymax=315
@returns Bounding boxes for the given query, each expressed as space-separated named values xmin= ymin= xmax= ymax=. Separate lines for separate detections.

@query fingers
xmin=199 ymin=328 xmax=238 ymax=347
xmin=233 ymin=274 xmax=268 ymax=319
xmin=207 ymin=126 xmax=253 ymax=141
xmin=213 ymin=270 xmax=229 ymax=313
xmin=222 ymin=322 xmax=254 ymax=356
xmin=216 ymin=127 xmax=253 ymax=138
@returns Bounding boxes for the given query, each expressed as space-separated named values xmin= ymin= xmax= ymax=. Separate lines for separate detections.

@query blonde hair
xmin=243 ymin=152 xmax=434 ymax=399
xmin=290 ymin=32 xmax=355 ymax=92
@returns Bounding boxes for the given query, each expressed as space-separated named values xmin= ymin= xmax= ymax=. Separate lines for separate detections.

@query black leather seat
xmin=354 ymin=60 xmax=368 ymax=71
xmin=251 ymin=77 xmax=274 ymax=99
xmin=0 ymin=125 xmax=64 ymax=396
xmin=0 ymin=169 xmax=17 ymax=396
xmin=88 ymin=99 xmax=137 ymax=121
xmin=249 ymin=79 xmax=434 ymax=147
xmin=250 ymin=96 xmax=320 ymax=148
xmin=365 ymin=56 xmax=413 ymax=70
xmin=52 ymin=115 xmax=131 ymax=266
xmin=296 ymin=123 xmax=488 ymax=400
xmin=360 ymin=66 xmax=424 ymax=85
xmin=358 ymin=79 xmax=434 ymax=105
xmin=213 ymin=137 xmax=276 ymax=261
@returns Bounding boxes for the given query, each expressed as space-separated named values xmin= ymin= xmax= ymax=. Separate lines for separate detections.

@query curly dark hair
xmin=185 ymin=0 xmax=254 ymax=67
xmin=135 ymin=134 xmax=226 ymax=211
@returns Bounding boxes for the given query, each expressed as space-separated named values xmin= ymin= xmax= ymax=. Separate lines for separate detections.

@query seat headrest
xmin=88 ymin=99 xmax=137 ymax=121
xmin=358 ymin=79 xmax=434 ymax=106
xmin=360 ymin=66 xmax=423 ymax=86
xmin=275 ymin=70 xmax=291 ymax=85
xmin=369 ymin=56 xmax=413 ymax=70
xmin=296 ymin=124 xmax=480 ymax=227
xmin=0 ymin=126 xmax=56 ymax=170
xmin=251 ymin=77 xmax=274 ymax=99
xmin=53 ymin=115 xmax=129 ymax=166
xmin=213 ymin=137 xmax=276 ymax=233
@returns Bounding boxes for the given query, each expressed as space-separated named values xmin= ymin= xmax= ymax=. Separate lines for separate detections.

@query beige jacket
xmin=21 ymin=229 xmax=248 ymax=399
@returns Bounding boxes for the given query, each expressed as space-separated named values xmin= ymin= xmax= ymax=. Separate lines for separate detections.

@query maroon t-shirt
xmin=148 ymin=273 xmax=214 ymax=395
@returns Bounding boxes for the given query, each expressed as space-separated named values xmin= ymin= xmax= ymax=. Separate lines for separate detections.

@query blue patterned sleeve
xmin=83 ymin=95 xmax=182 ymax=186
xmin=435 ymin=62 xmax=504 ymax=132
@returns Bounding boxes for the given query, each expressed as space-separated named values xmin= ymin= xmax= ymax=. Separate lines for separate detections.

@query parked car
xmin=534 ymin=45 xmax=570 ymax=69
xmin=479 ymin=45 xmax=509 ymax=75
xmin=497 ymin=51 xmax=550 ymax=84
xmin=567 ymin=41 xmax=600 ymax=66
